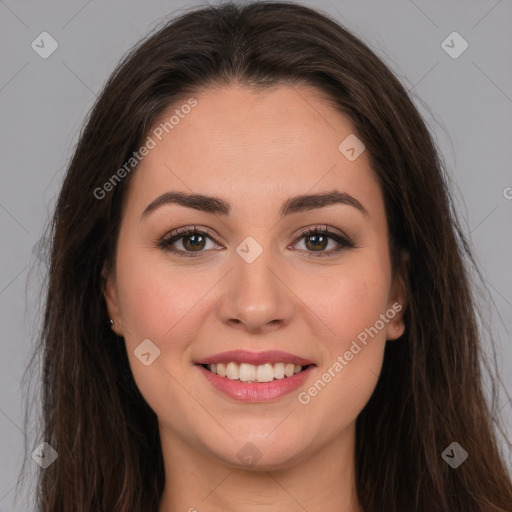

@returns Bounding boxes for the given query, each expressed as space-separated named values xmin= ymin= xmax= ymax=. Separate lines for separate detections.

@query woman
xmin=31 ymin=1 xmax=512 ymax=510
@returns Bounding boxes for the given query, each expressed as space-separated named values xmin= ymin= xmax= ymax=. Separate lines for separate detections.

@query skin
xmin=103 ymin=84 xmax=407 ymax=512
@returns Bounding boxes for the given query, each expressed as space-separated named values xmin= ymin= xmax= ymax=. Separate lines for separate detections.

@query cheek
xmin=296 ymin=256 xmax=391 ymax=348
xmin=114 ymin=245 xmax=208 ymax=415
xmin=293 ymin=256 xmax=391 ymax=414
xmin=116 ymin=243 xmax=210 ymax=343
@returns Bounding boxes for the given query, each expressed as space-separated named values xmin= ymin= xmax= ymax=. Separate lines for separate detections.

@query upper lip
xmin=195 ymin=350 xmax=315 ymax=367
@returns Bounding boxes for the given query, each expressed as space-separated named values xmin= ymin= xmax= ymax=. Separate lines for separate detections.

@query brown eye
xmin=158 ymin=226 xmax=222 ymax=257
xmin=292 ymin=227 xmax=355 ymax=258
xmin=181 ymin=233 xmax=206 ymax=251
xmin=157 ymin=225 xmax=355 ymax=259
xmin=304 ymin=233 xmax=329 ymax=251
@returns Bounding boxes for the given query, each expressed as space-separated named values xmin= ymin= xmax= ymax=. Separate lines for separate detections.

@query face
xmin=103 ymin=84 xmax=406 ymax=470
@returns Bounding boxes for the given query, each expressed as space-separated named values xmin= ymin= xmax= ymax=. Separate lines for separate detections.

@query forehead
xmin=123 ymin=84 xmax=384 ymax=222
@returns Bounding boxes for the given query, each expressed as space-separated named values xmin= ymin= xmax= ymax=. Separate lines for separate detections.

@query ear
xmin=101 ymin=262 xmax=124 ymax=336
xmin=385 ymin=250 xmax=408 ymax=341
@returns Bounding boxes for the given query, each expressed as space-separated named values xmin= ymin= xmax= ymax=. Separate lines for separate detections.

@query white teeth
xmin=217 ymin=363 xmax=226 ymax=377
xmin=256 ymin=363 xmax=274 ymax=383
xmin=284 ymin=363 xmax=295 ymax=377
xmin=206 ymin=362 xmax=305 ymax=382
xmin=226 ymin=362 xmax=239 ymax=380
xmin=239 ymin=363 xmax=256 ymax=382
xmin=274 ymin=362 xmax=285 ymax=379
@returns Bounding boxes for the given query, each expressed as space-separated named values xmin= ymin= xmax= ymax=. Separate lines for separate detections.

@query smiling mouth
xmin=201 ymin=362 xmax=311 ymax=383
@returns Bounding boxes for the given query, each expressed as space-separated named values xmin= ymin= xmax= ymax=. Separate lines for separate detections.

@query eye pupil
xmin=306 ymin=234 xmax=327 ymax=251
xmin=184 ymin=234 xmax=205 ymax=251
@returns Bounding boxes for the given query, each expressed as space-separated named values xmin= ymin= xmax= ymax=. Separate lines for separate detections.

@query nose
xmin=216 ymin=245 xmax=295 ymax=334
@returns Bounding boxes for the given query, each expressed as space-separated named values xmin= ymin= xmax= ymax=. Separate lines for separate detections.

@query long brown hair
xmin=26 ymin=1 xmax=512 ymax=510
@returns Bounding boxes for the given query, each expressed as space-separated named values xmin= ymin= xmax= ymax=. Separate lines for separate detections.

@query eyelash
xmin=156 ymin=225 xmax=355 ymax=259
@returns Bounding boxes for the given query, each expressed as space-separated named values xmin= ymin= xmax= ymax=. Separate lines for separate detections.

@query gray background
xmin=0 ymin=0 xmax=511 ymax=510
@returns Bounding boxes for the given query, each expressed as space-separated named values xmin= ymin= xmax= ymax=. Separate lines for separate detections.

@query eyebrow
xmin=140 ymin=189 xmax=369 ymax=220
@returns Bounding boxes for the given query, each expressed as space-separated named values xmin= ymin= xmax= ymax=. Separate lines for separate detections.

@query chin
xmin=205 ymin=430 xmax=312 ymax=471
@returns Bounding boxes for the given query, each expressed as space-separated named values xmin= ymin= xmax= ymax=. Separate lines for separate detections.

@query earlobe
xmin=101 ymin=262 xmax=123 ymax=335
xmin=387 ymin=315 xmax=406 ymax=340
xmin=386 ymin=250 xmax=408 ymax=341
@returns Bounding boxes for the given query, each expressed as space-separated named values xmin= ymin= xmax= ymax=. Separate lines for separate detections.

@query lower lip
xmin=197 ymin=364 xmax=315 ymax=402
